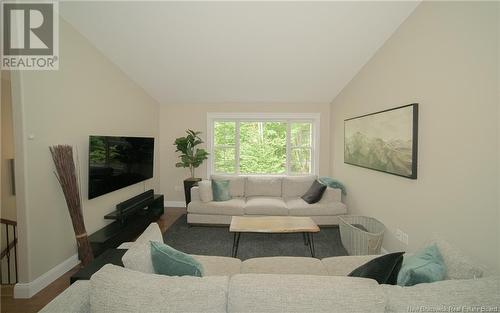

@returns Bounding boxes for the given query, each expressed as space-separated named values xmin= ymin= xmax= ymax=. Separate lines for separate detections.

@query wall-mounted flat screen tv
xmin=88 ymin=136 xmax=154 ymax=199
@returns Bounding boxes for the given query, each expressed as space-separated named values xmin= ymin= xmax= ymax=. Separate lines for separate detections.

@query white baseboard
xmin=14 ymin=254 xmax=80 ymax=299
xmin=164 ymin=200 xmax=186 ymax=208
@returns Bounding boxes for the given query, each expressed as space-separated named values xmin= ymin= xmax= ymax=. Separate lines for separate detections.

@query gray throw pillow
xmin=301 ymin=180 xmax=327 ymax=204
xmin=349 ymin=252 xmax=404 ymax=285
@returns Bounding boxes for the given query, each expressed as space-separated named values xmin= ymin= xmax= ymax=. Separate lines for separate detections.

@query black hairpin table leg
xmin=232 ymin=232 xmax=241 ymax=258
xmin=307 ymin=233 xmax=316 ymax=257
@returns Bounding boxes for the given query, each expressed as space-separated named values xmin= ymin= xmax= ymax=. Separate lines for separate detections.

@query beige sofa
xmin=40 ymin=223 xmax=499 ymax=313
xmin=188 ymin=175 xmax=347 ymax=225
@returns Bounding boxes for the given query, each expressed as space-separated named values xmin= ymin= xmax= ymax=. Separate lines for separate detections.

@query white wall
xmin=330 ymin=2 xmax=499 ymax=272
xmin=12 ymin=19 xmax=160 ymax=284
xmin=160 ymin=103 xmax=331 ymax=202
xmin=1 ymin=71 xmax=16 ymax=221
xmin=497 ymin=2 xmax=500 ymax=276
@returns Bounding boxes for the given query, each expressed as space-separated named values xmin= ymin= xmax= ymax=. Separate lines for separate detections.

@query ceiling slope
xmin=60 ymin=1 xmax=419 ymax=105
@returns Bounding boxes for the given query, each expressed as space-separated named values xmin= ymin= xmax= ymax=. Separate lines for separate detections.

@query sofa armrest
xmin=39 ymin=280 xmax=90 ymax=313
xmin=320 ymin=187 xmax=342 ymax=203
xmin=191 ymin=186 xmax=200 ymax=201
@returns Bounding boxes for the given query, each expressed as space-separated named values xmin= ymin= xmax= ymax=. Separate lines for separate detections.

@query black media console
xmin=88 ymin=189 xmax=164 ymax=257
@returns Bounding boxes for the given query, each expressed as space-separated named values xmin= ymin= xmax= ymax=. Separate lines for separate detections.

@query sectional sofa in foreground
xmin=40 ymin=224 xmax=499 ymax=313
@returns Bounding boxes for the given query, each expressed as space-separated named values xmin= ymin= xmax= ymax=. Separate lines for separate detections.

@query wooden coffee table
xmin=229 ymin=216 xmax=320 ymax=258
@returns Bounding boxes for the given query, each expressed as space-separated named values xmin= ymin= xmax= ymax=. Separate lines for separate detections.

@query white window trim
xmin=207 ymin=112 xmax=320 ymax=177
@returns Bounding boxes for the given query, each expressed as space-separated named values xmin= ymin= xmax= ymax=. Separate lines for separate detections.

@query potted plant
xmin=174 ymin=129 xmax=209 ymax=204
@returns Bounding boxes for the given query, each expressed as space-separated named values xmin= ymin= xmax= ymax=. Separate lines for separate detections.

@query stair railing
xmin=0 ymin=218 xmax=18 ymax=284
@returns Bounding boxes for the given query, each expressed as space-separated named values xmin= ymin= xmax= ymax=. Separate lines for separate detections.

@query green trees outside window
xmin=213 ymin=120 xmax=313 ymax=175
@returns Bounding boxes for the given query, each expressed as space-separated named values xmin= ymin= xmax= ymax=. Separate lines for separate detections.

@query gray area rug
xmin=163 ymin=215 xmax=348 ymax=260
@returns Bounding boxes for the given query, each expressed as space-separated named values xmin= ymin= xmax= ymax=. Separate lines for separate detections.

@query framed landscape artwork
xmin=344 ymin=103 xmax=418 ymax=179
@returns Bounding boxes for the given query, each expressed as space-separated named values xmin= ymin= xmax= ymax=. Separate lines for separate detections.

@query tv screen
xmin=88 ymin=136 xmax=154 ymax=199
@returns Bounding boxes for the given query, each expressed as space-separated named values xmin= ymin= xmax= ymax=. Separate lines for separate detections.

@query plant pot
xmin=184 ymin=178 xmax=202 ymax=206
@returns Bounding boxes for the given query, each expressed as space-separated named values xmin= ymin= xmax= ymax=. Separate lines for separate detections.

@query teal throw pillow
xmin=150 ymin=241 xmax=204 ymax=277
xmin=397 ymin=244 xmax=446 ymax=286
xmin=212 ymin=180 xmax=231 ymax=201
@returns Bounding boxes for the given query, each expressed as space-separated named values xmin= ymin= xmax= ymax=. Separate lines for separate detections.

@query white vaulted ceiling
xmin=60 ymin=1 xmax=419 ymax=105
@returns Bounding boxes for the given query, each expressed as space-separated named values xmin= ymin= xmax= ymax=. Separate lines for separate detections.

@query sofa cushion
xmin=90 ymin=264 xmax=228 ymax=313
xmin=211 ymin=174 xmax=245 ymax=197
xmin=122 ymin=224 xmax=165 ymax=274
xmin=282 ymin=175 xmax=317 ymax=198
xmin=319 ymin=187 xmax=342 ymax=203
xmin=188 ymin=198 xmax=245 ymax=216
xmin=134 ymin=223 xmax=163 ymax=244
xmin=426 ymin=237 xmax=485 ymax=280
xmin=192 ymin=255 xmax=242 ymax=276
xmin=244 ymin=197 xmax=288 ymax=215
xmin=241 ymin=257 xmax=328 ymax=275
xmin=39 ymin=280 xmax=90 ymax=313
xmin=117 ymin=242 xmax=134 ymax=249
xmin=122 ymin=242 xmax=156 ymax=274
xmin=321 ymin=255 xmax=380 ymax=276
xmin=246 ymin=176 xmax=282 ymax=197
xmin=228 ymin=274 xmax=386 ymax=313
xmin=382 ymin=276 xmax=500 ymax=313
xmin=198 ymin=180 xmax=213 ymax=202
xmin=287 ymin=198 xmax=347 ymax=216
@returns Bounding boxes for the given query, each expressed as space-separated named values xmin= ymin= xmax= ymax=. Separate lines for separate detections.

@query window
xmin=208 ymin=113 xmax=320 ymax=176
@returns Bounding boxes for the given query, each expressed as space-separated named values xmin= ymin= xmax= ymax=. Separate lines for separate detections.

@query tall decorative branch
xmin=49 ymin=145 xmax=93 ymax=266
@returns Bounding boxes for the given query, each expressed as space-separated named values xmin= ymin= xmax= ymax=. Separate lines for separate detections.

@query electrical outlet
xmin=401 ymin=232 xmax=409 ymax=245
xmin=395 ymin=229 xmax=409 ymax=245
xmin=174 ymin=185 xmax=183 ymax=192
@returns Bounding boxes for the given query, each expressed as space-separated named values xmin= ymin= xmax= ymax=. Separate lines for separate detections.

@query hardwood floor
xmin=0 ymin=207 xmax=186 ymax=313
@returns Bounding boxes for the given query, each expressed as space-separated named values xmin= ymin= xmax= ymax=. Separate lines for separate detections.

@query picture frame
xmin=344 ymin=103 xmax=418 ymax=179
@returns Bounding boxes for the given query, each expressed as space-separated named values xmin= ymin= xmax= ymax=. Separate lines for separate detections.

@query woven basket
xmin=338 ymin=215 xmax=385 ymax=255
